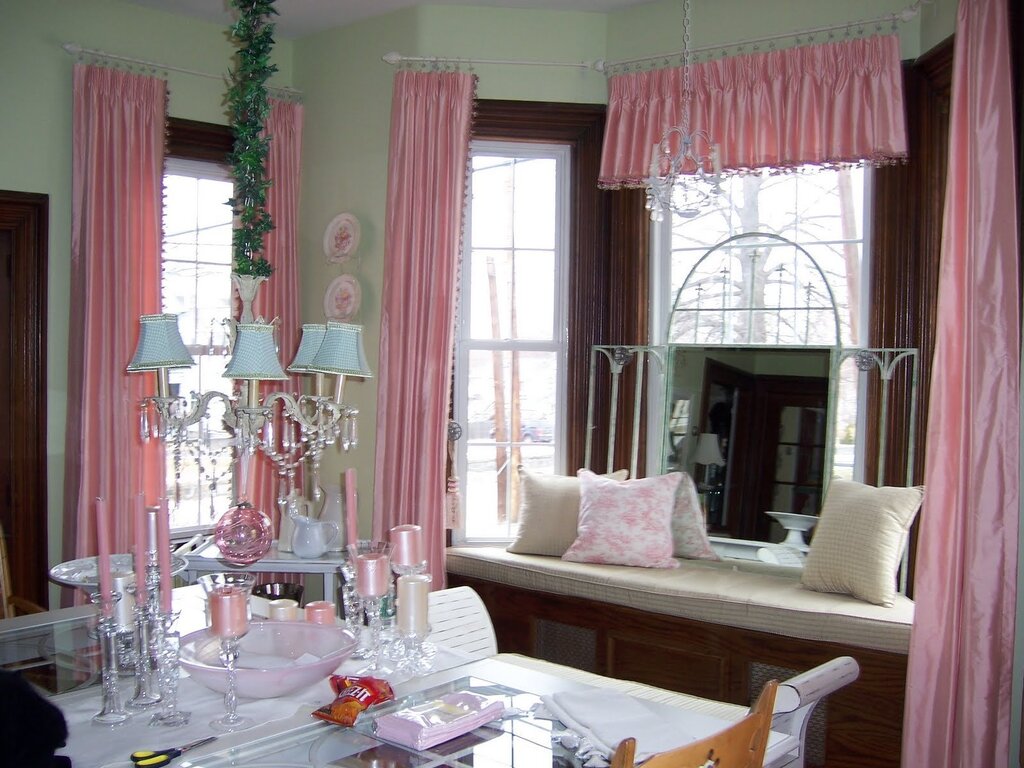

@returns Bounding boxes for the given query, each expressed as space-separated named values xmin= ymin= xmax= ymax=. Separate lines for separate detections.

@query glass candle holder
xmin=200 ymin=572 xmax=256 ymax=732
xmin=89 ymin=592 xmax=131 ymax=728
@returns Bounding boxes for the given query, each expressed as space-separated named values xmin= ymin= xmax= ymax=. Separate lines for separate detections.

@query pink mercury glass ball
xmin=214 ymin=502 xmax=273 ymax=566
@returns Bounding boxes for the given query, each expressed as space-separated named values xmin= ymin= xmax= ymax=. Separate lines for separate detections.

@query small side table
xmin=180 ymin=539 xmax=346 ymax=604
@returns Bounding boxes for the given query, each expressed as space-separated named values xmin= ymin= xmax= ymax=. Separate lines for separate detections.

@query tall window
xmin=452 ymin=141 xmax=570 ymax=542
xmin=161 ymin=157 xmax=234 ymax=532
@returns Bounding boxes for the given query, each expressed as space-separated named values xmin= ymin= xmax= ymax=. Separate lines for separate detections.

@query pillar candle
xmin=390 ymin=524 xmax=424 ymax=568
xmin=133 ymin=493 xmax=148 ymax=603
xmin=397 ymin=574 xmax=430 ymax=635
xmin=344 ymin=468 xmax=358 ymax=546
xmin=156 ymin=499 xmax=172 ymax=613
xmin=95 ymin=498 xmax=113 ymax=618
xmin=209 ymin=586 xmax=249 ymax=638
xmin=355 ymin=552 xmax=390 ymax=598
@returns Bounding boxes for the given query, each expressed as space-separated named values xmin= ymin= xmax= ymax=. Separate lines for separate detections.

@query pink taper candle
xmin=356 ymin=553 xmax=390 ymax=598
xmin=95 ymin=498 xmax=114 ymax=618
xmin=209 ymin=586 xmax=249 ymax=638
xmin=133 ymin=493 xmax=148 ymax=603
xmin=156 ymin=499 xmax=172 ymax=613
xmin=344 ymin=468 xmax=358 ymax=546
xmin=390 ymin=524 xmax=424 ymax=568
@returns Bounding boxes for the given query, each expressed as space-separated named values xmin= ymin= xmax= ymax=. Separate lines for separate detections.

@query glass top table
xmin=183 ymin=677 xmax=575 ymax=768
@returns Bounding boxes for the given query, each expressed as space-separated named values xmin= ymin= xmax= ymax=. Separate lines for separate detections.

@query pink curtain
xmin=902 ymin=0 xmax=1020 ymax=764
xmin=250 ymin=97 xmax=304 ymax=536
xmin=600 ymin=34 xmax=907 ymax=186
xmin=373 ymin=71 xmax=476 ymax=589
xmin=64 ymin=65 xmax=166 ymax=565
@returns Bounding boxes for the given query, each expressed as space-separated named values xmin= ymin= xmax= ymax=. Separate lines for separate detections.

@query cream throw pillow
xmin=801 ymin=478 xmax=924 ymax=606
xmin=506 ymin=467 xmax=628 ymax=557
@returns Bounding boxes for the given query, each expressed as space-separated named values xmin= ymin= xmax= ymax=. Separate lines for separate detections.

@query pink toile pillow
xmin=562 ymin=470 xmax=681 ymax=568
xmin=672 ymin=472 xmax=720 ymax=561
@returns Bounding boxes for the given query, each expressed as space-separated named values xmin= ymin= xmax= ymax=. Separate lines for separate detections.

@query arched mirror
xmin=664 ymin=232 xmax=918 ymax=559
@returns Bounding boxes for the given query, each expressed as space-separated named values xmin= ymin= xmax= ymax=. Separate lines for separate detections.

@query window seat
xmin=446 ymin=546 xmax=912 ymax=654
xmin=446 ymin=545 xmax=912 ymax=768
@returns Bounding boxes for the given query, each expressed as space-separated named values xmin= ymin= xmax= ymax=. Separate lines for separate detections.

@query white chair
xmin=768 ymin=656 xmax=861 ymax=768
xmin=427 ymin=586 xmax=497 ymax=660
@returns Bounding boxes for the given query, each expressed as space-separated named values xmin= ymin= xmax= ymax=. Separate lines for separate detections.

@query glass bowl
xmin=179 ymin=621 xmax=357 ymax=698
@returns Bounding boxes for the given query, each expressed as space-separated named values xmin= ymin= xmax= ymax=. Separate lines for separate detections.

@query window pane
xmin=456 ymin=142 xmax=567 ymax=543
xmin=162 ymin=164 xmax=234 ymax=531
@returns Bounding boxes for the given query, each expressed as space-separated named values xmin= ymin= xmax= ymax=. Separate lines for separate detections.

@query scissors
xmin=130 ymin=736 xmax=217 ymax=767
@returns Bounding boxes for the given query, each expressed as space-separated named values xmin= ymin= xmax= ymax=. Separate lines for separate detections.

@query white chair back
xmin=427 ymin=586 xmax=497 ymax=659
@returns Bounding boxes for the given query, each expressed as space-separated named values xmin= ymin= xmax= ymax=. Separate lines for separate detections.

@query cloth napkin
xmin=541 ymin=689 xmax=735 ymax=763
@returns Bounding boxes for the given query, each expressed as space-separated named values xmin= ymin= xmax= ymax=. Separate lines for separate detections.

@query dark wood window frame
xmin=472 ymin=100 xmax=648 ymax=475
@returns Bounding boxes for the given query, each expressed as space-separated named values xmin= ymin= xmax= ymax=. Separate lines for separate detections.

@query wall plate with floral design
xmin=323 ymin=274 xmax=362 ymax=322
xmin=323 ymin=212 xmax=361 ymax=263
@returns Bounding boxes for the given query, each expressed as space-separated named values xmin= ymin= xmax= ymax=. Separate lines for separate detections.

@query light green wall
xmin=0 ymin=0 xmax=954 ymax=594
xmin=0 ymin=0 xmax=295 ymax=601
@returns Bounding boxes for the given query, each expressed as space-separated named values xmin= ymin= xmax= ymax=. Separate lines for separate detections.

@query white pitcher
xmin=289 ymin=503 xmax=339 ymax=559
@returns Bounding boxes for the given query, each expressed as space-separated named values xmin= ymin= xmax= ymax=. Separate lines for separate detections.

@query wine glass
xmin=198 ymin=572 xmax=256 ymax=732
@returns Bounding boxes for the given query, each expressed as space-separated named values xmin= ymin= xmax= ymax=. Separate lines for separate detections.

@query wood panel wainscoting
xmin=448 ymin=572 xmax=908 ymax=768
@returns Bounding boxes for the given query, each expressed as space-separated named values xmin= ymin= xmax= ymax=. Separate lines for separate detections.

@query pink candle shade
xmin=209 ymin=586 xmax=249 ymax=638
xmin=156 ymin=499 xmax=173 ymax=613
xmin=133 ymin=493 xmax=149 ymax=602
xmin=344 ymin=468 xmax=358 ymax=546
xmin=390 ymin=524 xmax=424 ymax=568
xmin=356 ymin=552 xmax=390 ymax=598
xmin=95 ymin=498 xmax=114 ymax=617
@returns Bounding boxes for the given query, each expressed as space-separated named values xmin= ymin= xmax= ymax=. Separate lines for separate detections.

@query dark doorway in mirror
xmin=700 ymin=359 xmax=827 ymax=542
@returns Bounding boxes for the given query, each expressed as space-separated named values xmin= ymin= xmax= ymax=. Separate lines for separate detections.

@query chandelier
xmin=645 ymin=0 xmax=722 ymax=222
xmin=127 ymin=314 xmax=372 ymax=506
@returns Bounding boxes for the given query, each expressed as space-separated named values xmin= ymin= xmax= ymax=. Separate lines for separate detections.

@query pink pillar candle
xmin=133 ymin=493 xmax=149 ymax=603
xmin=304 ymin=600 xmax=336 ymax=625
xmin=397 ymin=574 xmax=431 ymax=635
xmin=209 ymin=586 xmax=249 ymax=638
xmin=390 ymin=524 xmax=424 ymax=568
xmin=95 ymin=498 xmax=114 ymax=618
xmin=344 ymin=469 xmax=358 ymax=546
xmin=156 ymin=499 xmax=173 ymax=613
xmin=355 ymin=552 xmax=390 ymax=598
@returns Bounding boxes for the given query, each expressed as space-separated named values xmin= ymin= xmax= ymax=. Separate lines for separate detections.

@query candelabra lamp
xmin=127 ymin=316 xmax=372 ymax=509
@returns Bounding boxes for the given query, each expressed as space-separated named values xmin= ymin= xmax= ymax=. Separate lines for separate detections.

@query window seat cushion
xmin=445 ymin=546 xmax=913 ymax=654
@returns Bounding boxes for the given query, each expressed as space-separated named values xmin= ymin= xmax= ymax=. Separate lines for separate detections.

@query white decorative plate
xmin=49 ymin=553 xmax=188 ymax=589
xmin=323 ymin=212 xmax=361 ymax=263
xmin=323 ymin=274 xmax=362 ymax=322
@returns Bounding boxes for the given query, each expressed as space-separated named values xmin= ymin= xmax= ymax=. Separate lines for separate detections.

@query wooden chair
xmin=610 ymin=680 xmax=779 ymax=768
xmin=426 ymin=585 xmax=498 ymax=659
xmin=0 ymin=521 xmax=45 ymax=619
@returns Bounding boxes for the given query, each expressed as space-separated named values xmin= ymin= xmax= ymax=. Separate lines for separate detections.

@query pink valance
xmin=599 ymin=34 xmax=908 ymax=187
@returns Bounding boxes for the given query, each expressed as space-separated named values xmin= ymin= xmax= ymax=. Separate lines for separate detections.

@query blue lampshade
xmin=126 ymin=314 xmax=194 ymax=372
xmin=224 ymin=322 xmax=288 ymax=381
xmin=287 ymin=324 xmax=327 ymax=373
xmin=308 ymin=322 xmax=372 ymax=378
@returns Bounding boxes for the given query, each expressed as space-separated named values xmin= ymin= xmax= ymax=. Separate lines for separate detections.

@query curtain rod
xmin=61 ymin=43 xmax=303 ymax=98
xmin=382 ymin=51 xmax=605 ymax=72
xmin=384 ymin=0 xmax=927 ymax=75
xmin=604 ymin=0 xmax=927 ymax=71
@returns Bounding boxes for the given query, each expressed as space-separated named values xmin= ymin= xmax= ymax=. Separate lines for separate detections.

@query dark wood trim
xmin=0 ymin=190 xmax=49 ymax=609
xmin=868 ymin=38 xmax=953 ymax=489
xmin=166 ymin=118 xmax=232 ymax=161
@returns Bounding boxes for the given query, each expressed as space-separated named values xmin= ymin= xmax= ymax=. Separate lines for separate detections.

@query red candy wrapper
xmin=312 ymin=676 xmax=396 ymax=726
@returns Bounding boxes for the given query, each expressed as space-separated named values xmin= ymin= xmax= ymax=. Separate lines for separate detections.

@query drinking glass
xmin=199 ymin=572 xmax=256 ymax=732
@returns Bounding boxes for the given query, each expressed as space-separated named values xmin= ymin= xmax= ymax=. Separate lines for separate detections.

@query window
xmin=161 ymin=157 xmax=235 ymax=532
xmin=452 ymin=141 xmax=570 ymax=542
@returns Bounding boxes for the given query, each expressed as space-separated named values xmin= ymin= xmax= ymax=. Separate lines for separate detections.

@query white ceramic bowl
xmin=179 ymin=621 xmax=357 ymax=699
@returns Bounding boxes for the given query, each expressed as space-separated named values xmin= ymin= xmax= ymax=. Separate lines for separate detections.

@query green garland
xmin=227 ymin=0 xmax=278 ymax=278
